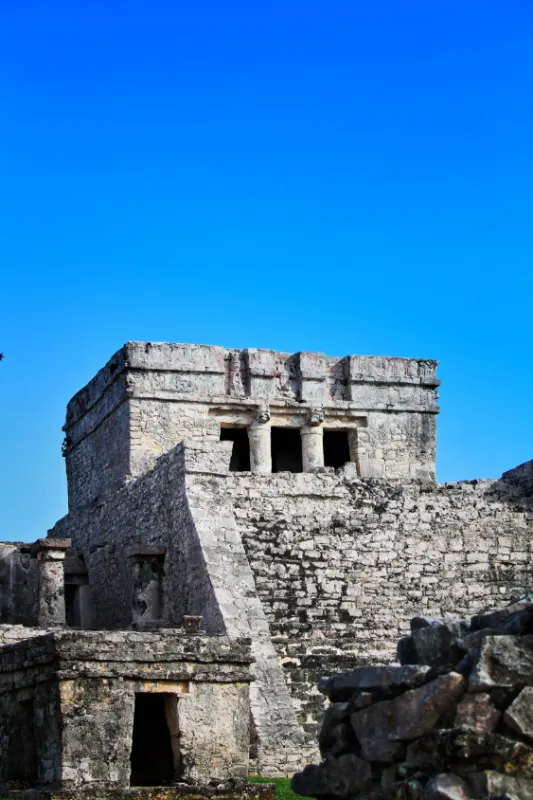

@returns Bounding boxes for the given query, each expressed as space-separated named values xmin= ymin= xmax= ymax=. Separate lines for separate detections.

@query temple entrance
xmin=130 ymin=693 xmax=178 ymax=786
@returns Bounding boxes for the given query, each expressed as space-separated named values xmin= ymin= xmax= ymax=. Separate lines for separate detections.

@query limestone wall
xmin=189 ymin=463 xmax=533 ymax=745
xmin=63 ymin=342 xmax=440 ymax=511
xmin=0 ymin=630 xmax=252 ymax=788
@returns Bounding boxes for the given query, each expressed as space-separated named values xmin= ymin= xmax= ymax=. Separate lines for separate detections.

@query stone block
xmin=469 ymin=636 xmax=533 ymax=692
xmin=504 ymin=686 xmax=533 ymax=741
xmin=351 ymin=673 xmax=465 ymax=761
xmin=454 ymin=693 xmax=501 ymax=733
xmin=319 ymin=665 xmax=431 ymax=701
xmin=423 ymin=773 xmax=470 ymax=800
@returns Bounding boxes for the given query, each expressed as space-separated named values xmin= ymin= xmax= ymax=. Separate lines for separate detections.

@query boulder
xmin=432 ymin=729 xmax=533 ymax=777
xmin=469 ymin=636 xmax=533 ymax=692
xmin=504 ymin=687 xmax=533 ymax=741
xmin=351 ymin=673 xmax=465 ymax=761
xmin=398 ymin=619 xmax=469 ymax=669
xmin=423 ymin=773 xmax=470 ymax=799
xmin=470 ymin=602 xmax=533 ymax=634
xmin=468 ymin=769 xmax=533 ymax=800
xmin=291 ymin=754 xmax=372 ymax=798
xmin=319 ymin=665 xmax=431 ymax=701
xmin=454 ymin=692 xmax=501 ymax=733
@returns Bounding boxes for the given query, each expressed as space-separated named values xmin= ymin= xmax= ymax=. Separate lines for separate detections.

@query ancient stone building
xmin=0 ymin=341 xmax=532 ymax=782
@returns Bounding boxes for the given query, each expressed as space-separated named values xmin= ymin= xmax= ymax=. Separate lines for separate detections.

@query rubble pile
xmin=291 ymin=597 xmax=533 ymax=799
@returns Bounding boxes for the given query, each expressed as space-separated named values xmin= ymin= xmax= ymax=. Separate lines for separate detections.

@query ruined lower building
xmin=0 ymin=341 xmax=532 ymax=784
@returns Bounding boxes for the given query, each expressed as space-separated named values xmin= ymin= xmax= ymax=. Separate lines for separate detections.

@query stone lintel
xmin=31 ymin=538 xmax=71 ymax=558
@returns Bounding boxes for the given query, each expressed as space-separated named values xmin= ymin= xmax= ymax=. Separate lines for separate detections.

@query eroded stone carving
xmin=256 ymin=403 xmax=271 ymax=423
xmin=308 ymin=406 xmax=324 ymax=426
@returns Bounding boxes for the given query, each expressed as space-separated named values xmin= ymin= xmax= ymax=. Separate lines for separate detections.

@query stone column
xmin=32 ymin=538 xmax=71 ymax=627
xmin=301 ymin=425 xmax=324 ymax=472
xmin=301 ymin=406 xmax=325 ymax=472
xmin=248 ymin=404 xmax=272 ymax=474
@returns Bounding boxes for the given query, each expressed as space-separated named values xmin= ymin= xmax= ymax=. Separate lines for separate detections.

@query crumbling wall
xmin=0 ymin=630 xmax=252 ymax=789
xmin=0 ymin=544 xmax=39 ymax=626
xmin=188 ymin=465 xmax=533 ymax=745
xmin=292 ymin=598 xmax=533 ymax=800
xmin=51 ymin=444 xmax=224 ymax=633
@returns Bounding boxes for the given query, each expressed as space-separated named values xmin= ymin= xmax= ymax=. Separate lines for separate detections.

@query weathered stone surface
xmin=0 ymin=631 xmax=252 ymax=789
xmin=454 ymin=693 xmax=501 ymax=733
xmin=3 ymin=340 xmax=533 ymax=779
xmin=434 ymin=729 xmax=533 ymax=777
xmin=423 ymin=773 xmax=470 ymax=800
xmin=351 ymin=673 xmax=465 ymax=761
xmin=319 ymin=666 xmax=431 ymax=700
xmin=318 ymin=703 xmax=357 ymax=758
xmin=408 ymin=623 xmax=465 ymax=669
xmin=469 ymin=636 xmax=533 ymax=692
xmin=291 ymin=754 xmax=372 ymax=798
xmin=469 ymin=769 xmax=533 ymax=800
xmin=504 ymin=687 xmax=533 ymax=741
xmin=470 ymin=601 xmax=533 ymax=634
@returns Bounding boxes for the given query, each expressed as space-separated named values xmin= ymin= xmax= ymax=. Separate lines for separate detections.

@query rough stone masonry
xmin=292 ymin=597 xmax=533 ymax=799
xmin=1 ymin=341 xmax=532 ymax=777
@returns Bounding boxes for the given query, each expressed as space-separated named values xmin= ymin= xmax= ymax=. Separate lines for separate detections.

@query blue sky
xmin=1 ymin=1 xmax=532 ymax=541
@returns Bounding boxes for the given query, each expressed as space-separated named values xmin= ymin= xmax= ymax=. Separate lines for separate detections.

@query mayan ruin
xmin=0 ymin=341 xmax=532 ymax=799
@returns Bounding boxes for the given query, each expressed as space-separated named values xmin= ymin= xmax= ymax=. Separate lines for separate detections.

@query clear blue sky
xmin=1 ymin=1 xmax=532 ymax=541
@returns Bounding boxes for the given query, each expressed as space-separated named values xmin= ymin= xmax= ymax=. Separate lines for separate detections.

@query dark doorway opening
xmin=323 ymin=430 xmax=351 ymax=469
xmin=271 ymin=427 xmax=303 ymax=473
xmin=220 ymin=427 xmax=251 ymax=471
xmin=10 ymin=699 xmax=38 ymax=784
xmin=130 ymin=694 xmax=177 ymax=786
xmin=65 ymin=584 xmax=79 ymax=627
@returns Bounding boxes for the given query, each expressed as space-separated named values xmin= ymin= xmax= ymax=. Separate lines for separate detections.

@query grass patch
xmin=249 ymin=776 xmax=311 ymax=800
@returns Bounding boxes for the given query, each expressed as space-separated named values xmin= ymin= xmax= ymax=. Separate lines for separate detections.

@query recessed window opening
xmin=323 ymin=430 xmax=351 ymax=469
xmin=271 ymin=427 xmax=303 ymax=473
xmin=220 ymin=427 xmax=251 ymax=471
xmin=130 ymin=693 xmax=178 ymax=786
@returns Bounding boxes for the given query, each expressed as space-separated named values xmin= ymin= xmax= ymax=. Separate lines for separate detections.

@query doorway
xmin=130 ymin=693 xmax=178 ymax=786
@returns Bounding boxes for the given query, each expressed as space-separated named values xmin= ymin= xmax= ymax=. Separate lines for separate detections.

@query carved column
xmin=301 ymin=407 xmax=325 ymax=472
xmin=32 ymin=538 xmax=71 ymax=627
xmin=248 ymin=404 xmax=272 ymax=473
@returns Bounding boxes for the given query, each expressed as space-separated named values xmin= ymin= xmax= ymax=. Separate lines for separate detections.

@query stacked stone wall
xmin=190 ymin=468 xmax=533 ymax=743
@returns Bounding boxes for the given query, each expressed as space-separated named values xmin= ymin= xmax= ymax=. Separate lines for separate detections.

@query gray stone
xmin=319 ymin=665 xmax=432 ymax=700
xmin=409 ymin=622 xmax=465 ymax=668
xmin=433 ymin=729 xmax=533 ymax=777
xmin=469 ymin=770 xmax=533 ymax=800
xmin=423 ymin=773 xmax=470 ymax=800
xmin=504 ymin=686 xmax=533 ymax=741
xmin=291 ymin=754 xmax=372 ymax=798
xmin=351 ymin=672 xmax=465 ymax=761
xmin=454 ymin=692 xmax=501 ymax=733
xmin=469 ymin=636 xmax=533 ymax=692
xmin=471 ymin=602 xmax=533 ymax=633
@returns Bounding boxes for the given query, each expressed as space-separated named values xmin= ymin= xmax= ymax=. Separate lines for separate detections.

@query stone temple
xmin=0 ymin=341 xmax=532 ymax=790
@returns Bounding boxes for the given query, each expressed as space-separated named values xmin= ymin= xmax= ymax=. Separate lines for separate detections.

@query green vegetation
xmin=249 ymin=776 xmax=311 ymax=800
